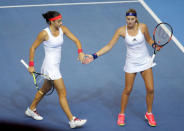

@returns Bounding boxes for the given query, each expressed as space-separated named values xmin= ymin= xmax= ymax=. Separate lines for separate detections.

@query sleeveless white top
xmin=124 ymin=26 xmax=156 ymax=73
xmin=41 ymin=27 xmax=64 ymax=80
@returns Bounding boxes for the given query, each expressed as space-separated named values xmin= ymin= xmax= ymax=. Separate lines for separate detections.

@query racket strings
xmin=154 ymin=23 xmax=173 ymax=46
xmin=155 ymin=25 xmax=172 ymax=45
xmin=35 ymin=75 xmax=54 ymax=96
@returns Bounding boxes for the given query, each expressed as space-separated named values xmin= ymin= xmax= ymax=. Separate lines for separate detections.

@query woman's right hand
xmin=28 ymin=66 xmax=35 ymax=74
xmin=83 ymin=54 xmax=94 ymax=64
xmin=152 ymin=43 xmax=162 ymax=51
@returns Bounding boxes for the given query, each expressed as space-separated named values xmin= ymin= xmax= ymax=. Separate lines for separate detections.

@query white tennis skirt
xmin=124 ymin=56 xmax=156 ymax=73
xmin=41 ymin=62 xmax=62 ymax=80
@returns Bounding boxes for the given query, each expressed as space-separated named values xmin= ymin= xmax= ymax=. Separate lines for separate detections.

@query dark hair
xmin=42 ymin=11 xmax=61 ymax=24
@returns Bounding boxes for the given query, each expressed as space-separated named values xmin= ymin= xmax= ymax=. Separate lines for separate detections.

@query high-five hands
xmin=82 ymin=54 xmax=94 ymax=64
xmin=77 ymin=53 xmax=94 ymax=64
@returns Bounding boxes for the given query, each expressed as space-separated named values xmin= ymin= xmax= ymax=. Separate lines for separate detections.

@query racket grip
xmin=20 ymin=59 xmax=29 ymax=69
xmin=150 ymin=54 xmax=156 ymax=64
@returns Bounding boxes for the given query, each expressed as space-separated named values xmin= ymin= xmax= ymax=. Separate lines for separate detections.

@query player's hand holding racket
xmin=20 ymin=59 xmax=54 ymax=95
xmin=150 ymin=22 xmax=173 ymax=64
xmin=28 ymin=66 xmax=35 ymax=74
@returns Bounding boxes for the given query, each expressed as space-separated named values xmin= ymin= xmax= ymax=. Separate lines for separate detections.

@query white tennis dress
xmin=41 ymin=27 xmax=64 ymax=80
xmin=124 ymin=26 xmax=156 ymax=73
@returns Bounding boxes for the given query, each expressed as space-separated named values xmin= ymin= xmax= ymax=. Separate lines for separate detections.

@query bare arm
xmin=141 ymin=23 xmax=162 ymax=51
xmin=28 ymin=30 xmax=47 ymax=72
xmin=61 ymin=25 xmax=85 ymax=62
xmin=61 ymin=25 xmax=82 ymax=50
xmin=141 ymin=23 xmax=154 ymax=46
xmin=96 ymin=27 xmax=123 ymax=56
xmin=83 ymin=27 xmax=125 ymax=64
xmin=29 ymin=31 xmax=47 ymax=61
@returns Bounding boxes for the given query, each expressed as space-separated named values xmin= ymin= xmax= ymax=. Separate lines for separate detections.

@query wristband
xmin=92 ymin=53 xmax=98 ymax=60
xmin=29 ymin=61 xmax=34 ymax=67
xmin=78 ymin=49 xmax=83 ymax=54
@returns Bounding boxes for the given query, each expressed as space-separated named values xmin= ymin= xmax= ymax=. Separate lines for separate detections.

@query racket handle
xmin=20 ymin=59 xmax=29 ymax=69
xmin=150 ymin=54 xmax=156 ymax=64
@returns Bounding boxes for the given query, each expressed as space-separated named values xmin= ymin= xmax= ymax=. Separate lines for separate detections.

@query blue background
xmin=146 ymin=0 xmax=184 ymax=46
xmin=0 ymin=0 xmax=183 ymax=131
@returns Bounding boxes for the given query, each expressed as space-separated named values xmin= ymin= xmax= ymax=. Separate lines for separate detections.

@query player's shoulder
xmin=139 ymin=23 xmax=148 ymax=33
xmin=60 ymin=25 xmax=69 ymax=33
xmin=38 ymin=30 xmax=48 ymax=38
xmin=114 ymin=26 xmax=126 ymax=37
xmin=139 ymin=23 xmax=147 ymax=29
xmin=60 ymin=25 xmax=68 ymax=30
xmin=116 ymin=26 xmax=126 ymax=33
xmin=119 ymin=25 xmax=126 ymax=30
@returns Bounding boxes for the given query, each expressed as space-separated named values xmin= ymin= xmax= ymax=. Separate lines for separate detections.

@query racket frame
xmin=150 ymin=22 xmax=173 ymax=64
xmin=20 ymin=59 xmax=54 ymax=95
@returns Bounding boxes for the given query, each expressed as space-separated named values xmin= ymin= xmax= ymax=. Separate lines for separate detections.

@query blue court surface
xmin=0 ymin=0 xmax=184 ymax=131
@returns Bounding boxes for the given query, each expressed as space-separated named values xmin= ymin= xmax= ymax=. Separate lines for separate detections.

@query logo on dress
xmin=132 ymin=38 xmax=137 ymax=41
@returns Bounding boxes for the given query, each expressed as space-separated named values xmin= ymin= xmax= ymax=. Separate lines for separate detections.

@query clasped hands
xmin=78 ymin=53 xmax=94 ymax=64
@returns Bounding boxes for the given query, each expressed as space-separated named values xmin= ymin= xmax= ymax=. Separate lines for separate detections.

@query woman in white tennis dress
xmin=84 ymin=9 xmax=162 ymax=127
xmin=124 ymin=22 xmax=156 ymax=73
xmin=41 ymin=27 xmax=63 ymax=80
xmin=25 ymin=11 xmax=87 ymax=129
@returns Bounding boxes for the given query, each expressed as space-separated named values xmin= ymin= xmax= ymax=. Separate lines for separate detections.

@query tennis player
xmin=25 ymin=11 xmax=87 ymax=128
xmin=84 ymin=9 xmax=162 ymax=127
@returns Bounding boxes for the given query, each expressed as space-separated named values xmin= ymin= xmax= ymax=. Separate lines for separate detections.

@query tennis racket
xmin=150 ymin=22 xmax=173 ymax=64
xmin=20 ymin=59 xmax=54 ymax=96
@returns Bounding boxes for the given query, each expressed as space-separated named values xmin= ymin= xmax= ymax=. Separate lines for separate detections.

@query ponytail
xmin=42 ymin=11 xmax=61 ymax=24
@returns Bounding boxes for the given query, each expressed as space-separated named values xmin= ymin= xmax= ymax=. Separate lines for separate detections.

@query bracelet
xmin=29 ymin=61 xmax=34 ymax=67
xmin=78 ymin=49 xmax=83 ymax=54
xmin=92 ymin=53 xmax=98 ymax=60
